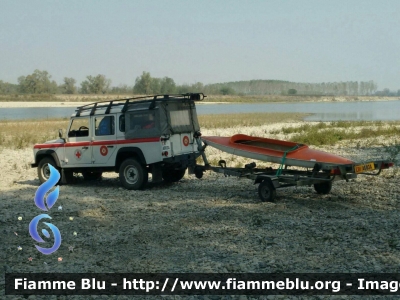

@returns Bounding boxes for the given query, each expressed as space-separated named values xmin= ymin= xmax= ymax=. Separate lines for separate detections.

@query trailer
xmin=192 ymin=137 xmax=394 ymax=202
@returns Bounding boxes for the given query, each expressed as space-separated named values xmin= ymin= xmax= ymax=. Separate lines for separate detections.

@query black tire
xmin=37 ymin=157 xmax=58 ymax=184
xmin=162 ymin=168 xmax=187 ymax=183
xmin=119 ymin=158 xmax=148 ymax=190
xmin=194 ymin=169 xmax=204 ymax=179
xmin=63 ymin=170 xmax=75 ymax=184
xmin=314 ymin=181 xmax=332 ymax=194
xmin=82 ymin=171 xmax=103 ymax=181
xmin=258 ymin=180 xmax=276 ymax=202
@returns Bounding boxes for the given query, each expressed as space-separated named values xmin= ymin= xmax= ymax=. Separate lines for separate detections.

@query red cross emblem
xmin=74 ymin=149 xmax=82 ymax=160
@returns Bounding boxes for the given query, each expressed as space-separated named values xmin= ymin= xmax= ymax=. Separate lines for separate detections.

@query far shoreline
xmin=0 ymin=94 xmax=399 ymax=108
xmin=1 ymin=98 xmax=400 ymax=108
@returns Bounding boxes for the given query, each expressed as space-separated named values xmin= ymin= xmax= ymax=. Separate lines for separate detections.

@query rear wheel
xmin=194 ymin=169 xmax=204 ymax=179
xmin=119 ymin=158 xmax=148 ymax=190
xmin=258 ymin=180 xmax=276 ymax=202
xmin=63 ymin=170 xmax=74 ymax=184
xmin=313 ymin=181 xmax=332 ymax=194
xmin=82 ymin=171 xmax=102 ymax=181
xmin=38 ymin=157 xmax=58 ymax=184
xmin=162 ymin=167 xmax=187 ymax=182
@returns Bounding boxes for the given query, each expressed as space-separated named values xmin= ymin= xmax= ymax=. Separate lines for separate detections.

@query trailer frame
xmin=192 ymin=141 xmax=393 ymax=202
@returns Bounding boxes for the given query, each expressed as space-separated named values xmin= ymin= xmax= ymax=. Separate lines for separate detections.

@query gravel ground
xmin=1 ymin=132 xmax=400 ymax=300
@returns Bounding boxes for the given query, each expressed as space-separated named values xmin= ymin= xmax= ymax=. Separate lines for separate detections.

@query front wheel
xmin=119 ymin=159 xmax=148 ymax=190
xmin=38 ymin=157 xmax=58 ymax=184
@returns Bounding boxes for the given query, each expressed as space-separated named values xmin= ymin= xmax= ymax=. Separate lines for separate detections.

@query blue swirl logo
xmin=29 ymin=165 xmax=62 ymax=255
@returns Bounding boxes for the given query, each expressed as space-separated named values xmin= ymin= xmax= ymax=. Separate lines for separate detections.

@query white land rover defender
xmin=31 ymin=93 xmax=206 ymax=190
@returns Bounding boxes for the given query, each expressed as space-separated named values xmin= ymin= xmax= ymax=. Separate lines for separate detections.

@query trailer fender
xmin=254 ymin=175 xmax=280 ymax=189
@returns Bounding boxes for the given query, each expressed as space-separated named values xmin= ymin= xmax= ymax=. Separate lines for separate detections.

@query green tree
xmin=60 ymin=77 xmax=77 ymax=94
xmin=0 ymin=80 xmax=18 ymax=94
xmin=288 ymin=88 xmax=297 ymax=95
xmin=151 ymin=77 xmax=161 ymax=94
xmin=220 ymin=86 xmax=236 ymax=95
xmin=111 ymin=84 xmax=132 ymax=94
xmin=133 ymin=71 xmax=154 ymax=94
xmin=80 ymin=74 xmax=111 ymax=94
xmin=17 ymin=70 xmax=58 ymax=94
xmin=190 ymin=82 xmax=204 ymax=93
xmin=160 ymin=77 xmax=176 ymax=94
xmin=176 ymin=84 xmax=191 ymax=94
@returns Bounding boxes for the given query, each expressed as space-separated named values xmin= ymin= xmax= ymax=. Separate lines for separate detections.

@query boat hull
xmin=202 ymin=134 xmax=354 ymax=169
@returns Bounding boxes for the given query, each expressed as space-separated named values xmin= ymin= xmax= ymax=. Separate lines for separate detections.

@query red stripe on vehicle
xmin=33 ymin=137 xmax=160 ymax=149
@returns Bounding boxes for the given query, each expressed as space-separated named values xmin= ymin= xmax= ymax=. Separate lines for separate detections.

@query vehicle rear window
xmin=169 ymin=110 xmax=191 ymax=128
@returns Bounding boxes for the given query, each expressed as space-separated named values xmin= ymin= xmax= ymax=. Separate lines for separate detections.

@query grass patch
xmin=280 ymin=122 xmax=400 ymax=146
xmin=1 ymin=115 xmax=399 ymax=151
xmin=0 ymin=118 xmax=69 ymax=149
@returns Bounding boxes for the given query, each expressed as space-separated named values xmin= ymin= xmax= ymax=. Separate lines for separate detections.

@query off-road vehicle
xmin=31 ymin=93 xmax=206 ymax=190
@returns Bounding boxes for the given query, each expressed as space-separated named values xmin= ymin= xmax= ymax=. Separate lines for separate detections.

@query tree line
xmin=0 ymin=69 xmax=399 ymax=96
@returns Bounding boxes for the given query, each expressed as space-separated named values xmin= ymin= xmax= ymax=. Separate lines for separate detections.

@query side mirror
xmin=58 ymin=129 xmax=63 ymax=139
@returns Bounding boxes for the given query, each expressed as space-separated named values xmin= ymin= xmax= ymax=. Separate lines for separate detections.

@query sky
xmin=0 ymin=0 xmax=399 ymax=90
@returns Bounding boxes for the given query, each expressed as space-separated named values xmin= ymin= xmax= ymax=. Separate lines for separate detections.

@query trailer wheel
xmin=258 ymin=180 xmax=276 ymax=202
xmin=119 ymin=158 xmax=148 ymax=190
xmin=313 ymin=181 xmax=332 ymax=194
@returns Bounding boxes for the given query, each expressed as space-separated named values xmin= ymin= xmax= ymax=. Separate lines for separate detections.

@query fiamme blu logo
xmin=29 ymin=165 xmax=62 ymax=255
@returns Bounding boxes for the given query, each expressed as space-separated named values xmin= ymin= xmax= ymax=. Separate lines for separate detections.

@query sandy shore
xmin=1 ymin=148 xmax=399 ymax=300
xmin=1 ymin=120 xmax=399 ymax=300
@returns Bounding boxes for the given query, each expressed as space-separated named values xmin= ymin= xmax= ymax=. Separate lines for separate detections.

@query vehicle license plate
xmin=354 ymin=162 xmax=375 ymax=173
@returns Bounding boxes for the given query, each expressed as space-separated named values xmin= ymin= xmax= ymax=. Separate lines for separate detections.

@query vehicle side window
xmin=95 ymin=116 xmax=115 ymax=136
xmin=129 ymin=112 xmax=155 ymax=130
xmin=119 ymin=115 xmax=125 ymax=132
xmin=125 ymin=111 xmax=160 ymax=139
xmin=68 ymin=118 xmax=90 ymax=137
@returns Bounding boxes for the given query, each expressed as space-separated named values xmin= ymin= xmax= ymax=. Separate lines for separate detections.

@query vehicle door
xmin=91 ymin=115 xmax=117 ymax=165
xmin=65 ymin=117 xmax=93 ymax=166
xmin=169 ymin=109 xmax=195 ymax=155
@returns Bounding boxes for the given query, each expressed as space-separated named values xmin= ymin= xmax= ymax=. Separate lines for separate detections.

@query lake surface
xmin=1 ymin=100 xmax=399 ymax=122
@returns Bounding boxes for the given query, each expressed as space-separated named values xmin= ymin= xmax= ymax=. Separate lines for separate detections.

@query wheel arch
xmin=115 ymin=147 xmax=147 ymax=171
xmin=35 ymin=150 xmax=61 ymax=168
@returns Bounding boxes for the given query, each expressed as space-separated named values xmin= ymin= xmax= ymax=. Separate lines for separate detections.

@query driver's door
xmin=64 ymin=117 xmax=93 ymax=167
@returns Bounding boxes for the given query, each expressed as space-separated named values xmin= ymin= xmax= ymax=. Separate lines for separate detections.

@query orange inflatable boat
xmin=202 ymin=134 xmax=354 ymax=169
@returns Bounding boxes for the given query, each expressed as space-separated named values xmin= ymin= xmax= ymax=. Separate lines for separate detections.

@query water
xmin=1 ymin=100 xmax=399 ymax=121
xmin=198 ymin=101 xmax=400 ymax=121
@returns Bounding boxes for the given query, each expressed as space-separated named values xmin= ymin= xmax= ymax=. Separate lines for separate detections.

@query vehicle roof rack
xmin=74 ymin=93 xmax=205 ymax=117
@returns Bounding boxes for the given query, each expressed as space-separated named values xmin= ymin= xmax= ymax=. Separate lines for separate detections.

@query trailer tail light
xmin=381 ymin=162 xmax=394 ymax=169
xmin=330 ymin=167 xmax=341 ymax=175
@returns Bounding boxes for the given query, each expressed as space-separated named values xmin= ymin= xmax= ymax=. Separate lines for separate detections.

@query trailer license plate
xmin=354 ymin=162 xmax=375 ymax=173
